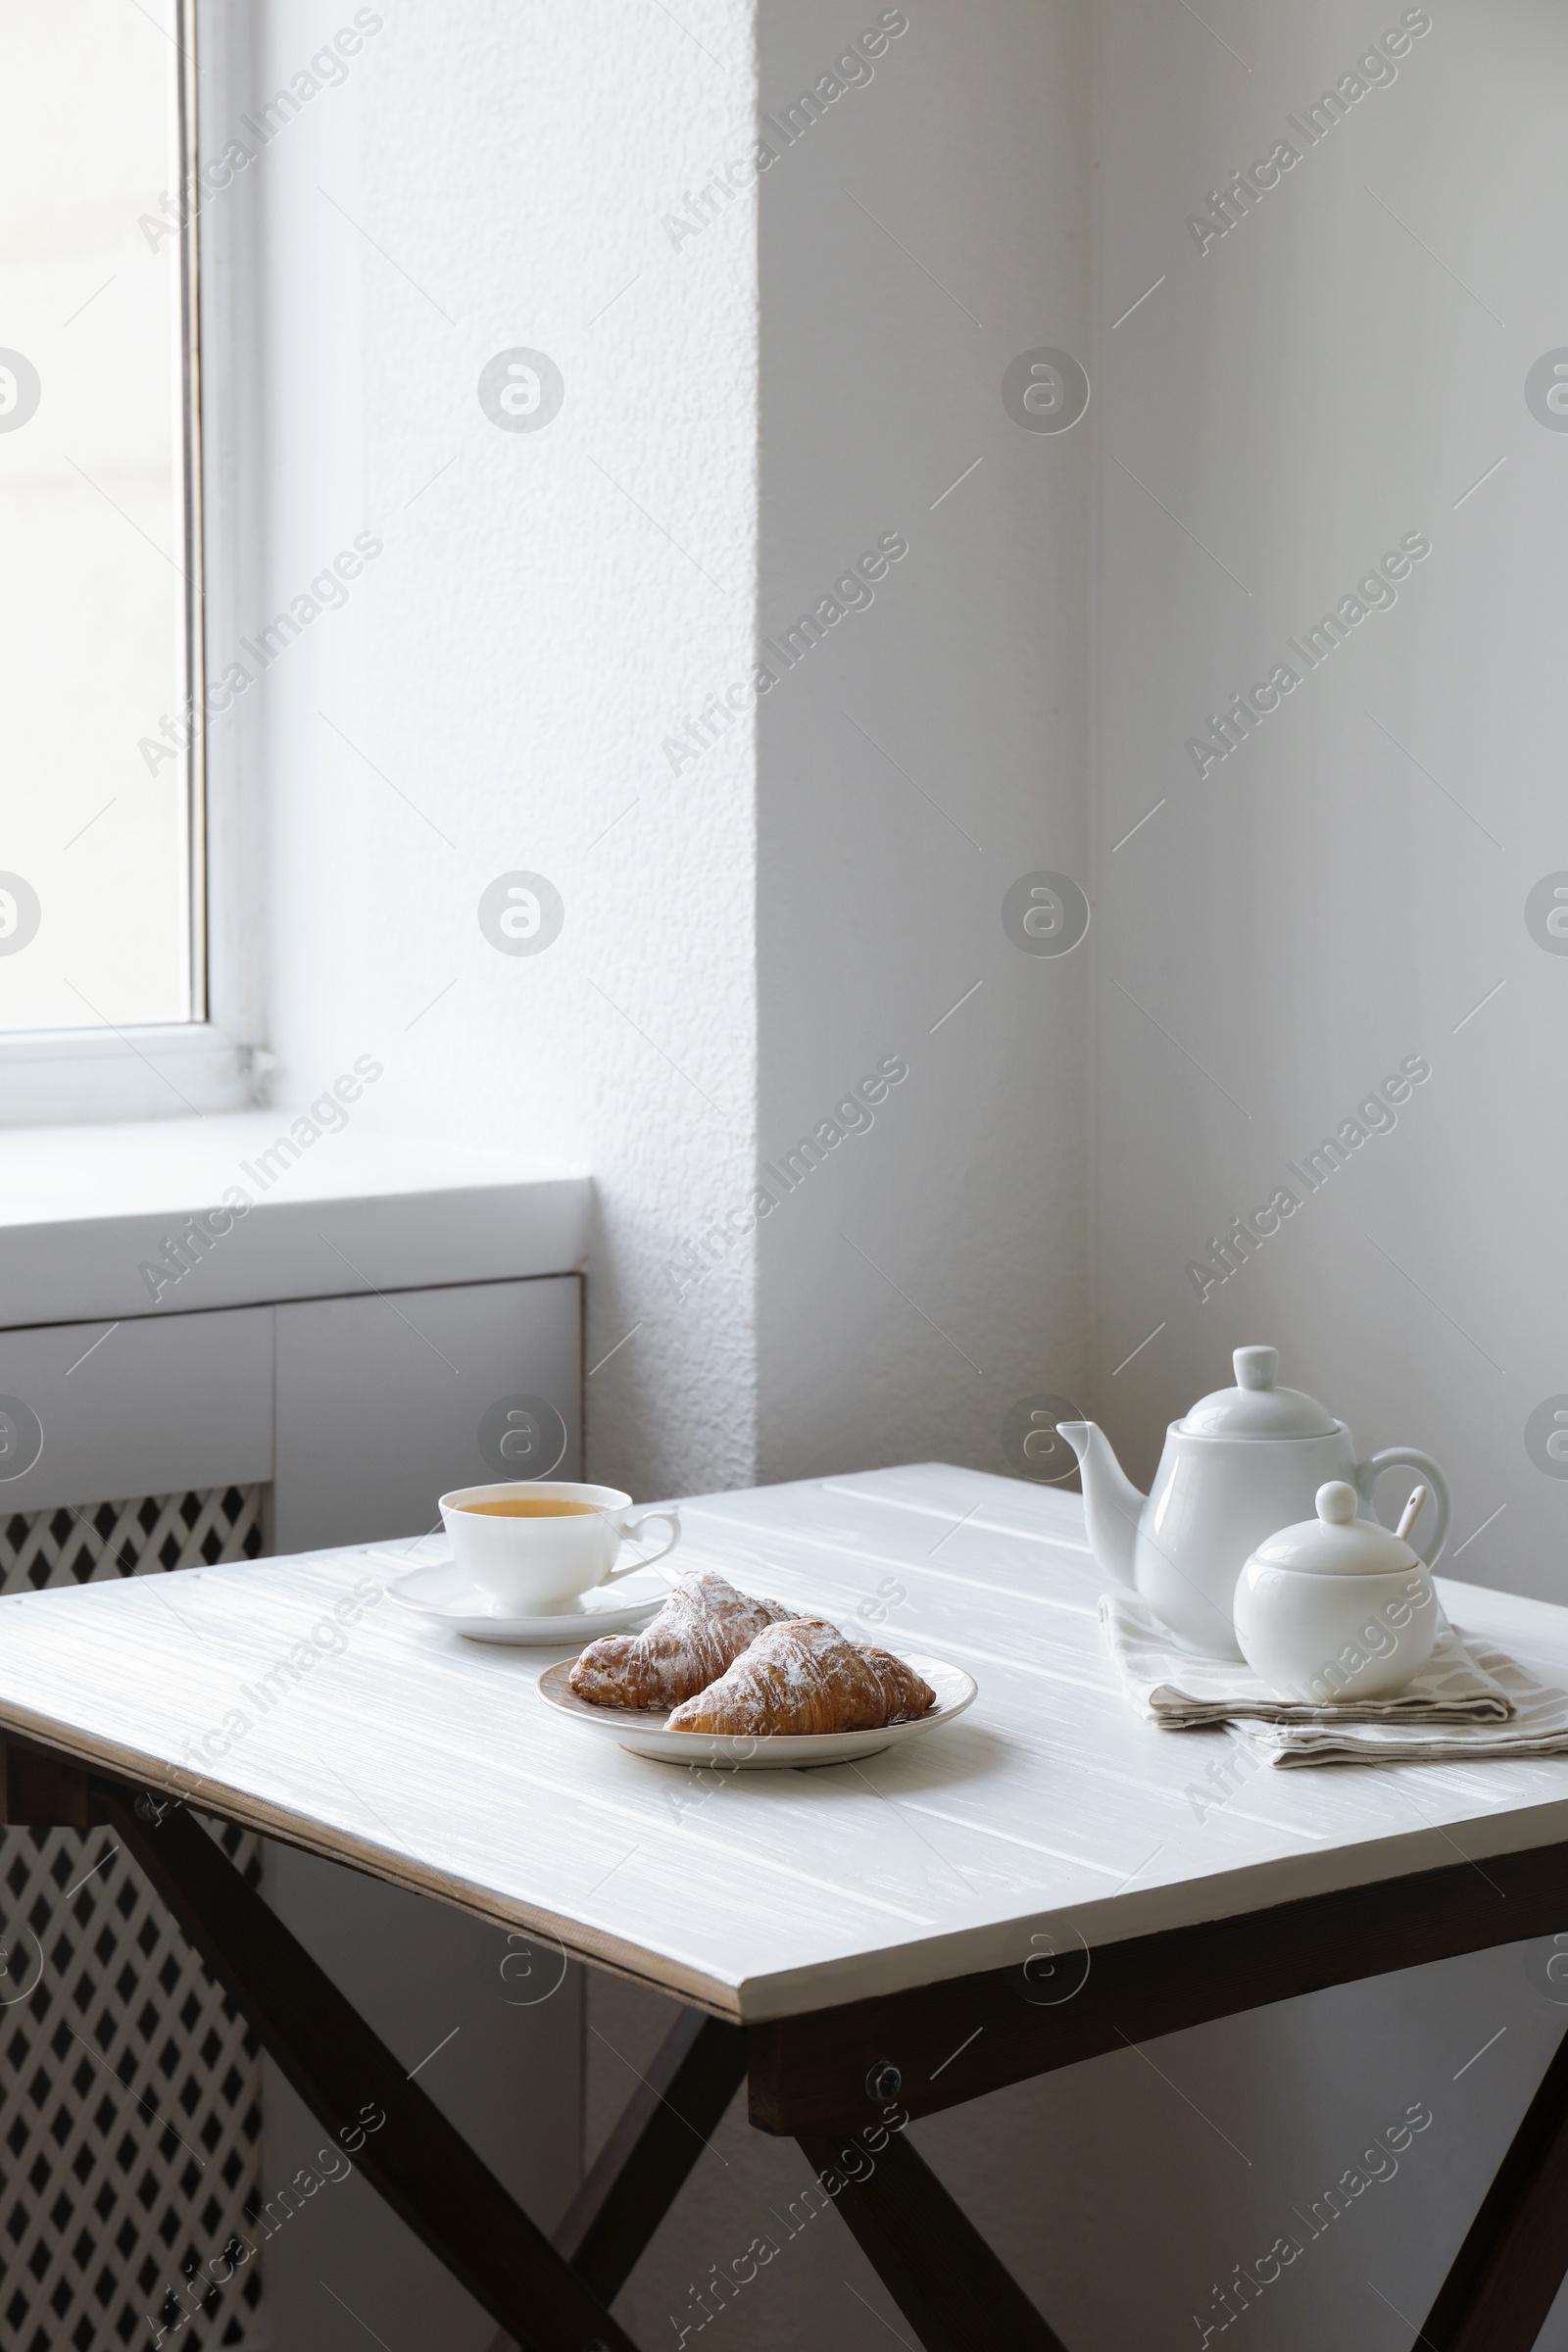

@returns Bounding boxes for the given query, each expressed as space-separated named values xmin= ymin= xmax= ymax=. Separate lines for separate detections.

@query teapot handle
xmin=1353 ymin=1448 xmax=1450 ymax=1567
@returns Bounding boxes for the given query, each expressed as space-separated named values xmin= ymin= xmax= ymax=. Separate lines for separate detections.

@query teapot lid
xmin=1178 ymin=1346 xmax=1339 ymax=1439
xmin=1247 ymin=1481 xmax=1421 ymax=1579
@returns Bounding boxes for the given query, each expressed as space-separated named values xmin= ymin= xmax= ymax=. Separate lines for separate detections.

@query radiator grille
xmin=2 ymin=1488 xmax=265 ymax=1590
xmin=0 ymin=1487 xmax=267 ymax=2351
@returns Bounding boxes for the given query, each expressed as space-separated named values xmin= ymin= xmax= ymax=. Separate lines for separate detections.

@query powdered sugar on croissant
xmin=666 ymin=1618 xmax=935 ymax=1736
xmin=569 ymin=1569 xmax=795 ymax=1710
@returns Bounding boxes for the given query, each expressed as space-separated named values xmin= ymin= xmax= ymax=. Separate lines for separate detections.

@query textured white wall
xmin=250 ymin=0 xmax=1093 ymax=1504
xmin=254 ymin=0 xmax=760 ymax=1503
xmin=753 ymin=0 xmax=1091 ymax=1484
xmin=1089 ymin=2 xmax=1568 ymax=2345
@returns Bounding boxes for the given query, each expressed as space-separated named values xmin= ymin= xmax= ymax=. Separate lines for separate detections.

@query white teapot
xmin=1233 ymin=1481 xmax=1439 ymax=1702
xmin=1058 ymin=1347 xmax=1449 ymax=1658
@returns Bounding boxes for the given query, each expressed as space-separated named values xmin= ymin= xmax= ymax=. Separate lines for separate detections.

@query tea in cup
xmin=437 ymin=1481 xmax=681 ymax=1613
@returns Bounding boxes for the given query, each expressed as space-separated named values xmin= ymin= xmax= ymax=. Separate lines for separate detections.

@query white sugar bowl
xmin=1232 ymin=1481 xmax=1440 ymax=1704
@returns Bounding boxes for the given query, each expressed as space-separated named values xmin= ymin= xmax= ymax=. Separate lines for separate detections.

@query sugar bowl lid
xmin=1178 ymin=1346 xmax=1339 ymax=1439
xmin=1248 ymin=1481 xmax=1421 ymax=1579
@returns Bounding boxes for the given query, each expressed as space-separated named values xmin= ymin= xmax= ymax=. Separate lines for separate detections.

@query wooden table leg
xmin=799 ymin=2128 xmax=1071 ymax=2352
xmin=107 ymin=1786 xmax=641 ymax=2352
xmin=1421 ymin=2022 xmax=1568 ymax=2350
xmin=557 ymin=2009 xmax=747 ymax=2299
xmin=483 ymin=2010 xmax=749 ymax=2352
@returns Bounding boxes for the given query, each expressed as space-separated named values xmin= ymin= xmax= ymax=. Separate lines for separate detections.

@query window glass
xmin=0 ymin=0 xmax=199 ymax=1034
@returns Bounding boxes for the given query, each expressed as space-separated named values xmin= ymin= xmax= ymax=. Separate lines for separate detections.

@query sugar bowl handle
xmin=1353 ymin=1449 xmax=1451 ymax=1566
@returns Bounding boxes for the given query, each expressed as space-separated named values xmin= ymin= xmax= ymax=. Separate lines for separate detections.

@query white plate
xmin=381 ymin=1556 xmax=669 ymax=1646
xmin=535 ymin=1651 xmax=977 ymax=1767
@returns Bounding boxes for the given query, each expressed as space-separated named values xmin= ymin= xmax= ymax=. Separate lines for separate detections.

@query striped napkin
xmin=1099 ymin=1591 xmax=1568 ymax=1767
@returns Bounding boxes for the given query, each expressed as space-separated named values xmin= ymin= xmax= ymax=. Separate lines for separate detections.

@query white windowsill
xmin=0 ymin=1114 xmax=591 ymax=1329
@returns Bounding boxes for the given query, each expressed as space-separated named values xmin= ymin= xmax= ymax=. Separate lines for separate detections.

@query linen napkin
xmin=1098 ymin=1591 xmax=1568 ymax=1767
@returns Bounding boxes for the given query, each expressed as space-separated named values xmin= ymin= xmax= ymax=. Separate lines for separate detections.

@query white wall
xmin=1090 ymin=2 xmax=1568 ymax=2344
xmin=245 ymin=0 xmax=1091 ymax=1518
xmin=1092 ymin=0 xmax=1568 ymax=1579
xmin=250 ymin=0 xmax=760 ymax=1504
xmin=753 ymin=0 xmax=1091 ymax=1483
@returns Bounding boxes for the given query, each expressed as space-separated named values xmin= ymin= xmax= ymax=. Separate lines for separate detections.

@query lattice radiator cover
xmin=1 ymin=1488 xmax=267 ymax=2351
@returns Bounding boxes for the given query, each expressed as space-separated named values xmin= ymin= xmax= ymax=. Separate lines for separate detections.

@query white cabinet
xmin=272 ymin=1276 xmax=581 ymax=1551
xmin=0 ymin=1306 xmax=273 ymax=1511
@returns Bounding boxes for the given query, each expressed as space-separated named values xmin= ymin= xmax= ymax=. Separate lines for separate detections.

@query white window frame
xmin=0 ymin=0 xmax=260 ymax=1129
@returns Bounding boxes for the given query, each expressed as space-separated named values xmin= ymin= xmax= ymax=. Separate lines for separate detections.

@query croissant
xmin=666 ymin=1618 xmax=936 ymax=1736
xmin=569 ymin=1569 xmax=796 ymax=1710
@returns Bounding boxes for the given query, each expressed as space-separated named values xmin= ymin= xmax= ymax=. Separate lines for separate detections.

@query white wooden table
xmin=3 ymin=1462 xmax=1568 ymax=2352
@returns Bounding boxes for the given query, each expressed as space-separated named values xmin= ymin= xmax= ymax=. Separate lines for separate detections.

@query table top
xmin=4 ymin=1462 xmax=1568 ymax=2022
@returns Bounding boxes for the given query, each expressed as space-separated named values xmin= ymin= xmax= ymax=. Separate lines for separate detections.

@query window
xmin=0 ymin=0 xmax=248 ymax=1122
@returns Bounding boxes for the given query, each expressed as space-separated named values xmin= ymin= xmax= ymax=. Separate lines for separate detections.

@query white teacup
xmin=437 ymin=1481 xmax=681 ymax=1614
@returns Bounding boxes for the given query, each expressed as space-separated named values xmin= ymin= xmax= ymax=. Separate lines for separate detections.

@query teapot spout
xmin=1056 ymin=1421 xmax=1144 ymax=1589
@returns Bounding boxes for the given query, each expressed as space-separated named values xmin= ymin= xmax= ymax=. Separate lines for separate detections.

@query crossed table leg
xmin=8 ymin=1739 xmax=1568 ymax=2350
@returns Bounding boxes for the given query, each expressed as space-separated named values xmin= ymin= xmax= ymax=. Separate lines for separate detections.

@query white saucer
xmin=535 ymin=1651 xmax=977 ymax=1767
xmin=381 ymin=1555 xmax=669 ymax=1646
